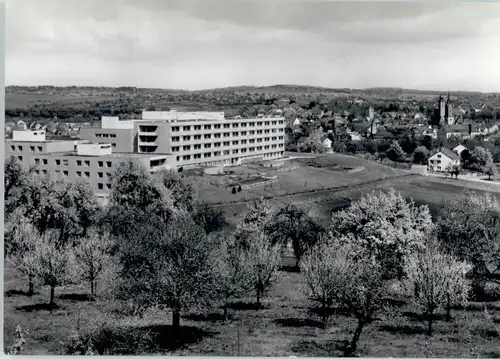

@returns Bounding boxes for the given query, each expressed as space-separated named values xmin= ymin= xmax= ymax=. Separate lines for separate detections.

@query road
xmin=427 ymin=172 xmax=500 ymax=187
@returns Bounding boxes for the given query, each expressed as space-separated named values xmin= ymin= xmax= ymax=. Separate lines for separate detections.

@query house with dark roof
xmin=428 ymin=147 xmax=461 ymax=172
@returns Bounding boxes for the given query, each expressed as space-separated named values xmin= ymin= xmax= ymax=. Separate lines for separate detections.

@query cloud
xmin=5 ymin=0 xmax=500 ymax=91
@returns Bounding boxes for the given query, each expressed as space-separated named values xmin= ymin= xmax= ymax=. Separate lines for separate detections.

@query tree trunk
xmin=472 ymin=271 xmax=486 ymax=301
xmin=321 ymin=302 xmax=327 ymax=329
xmin=446 ymin=294 xmax=451 ymax=322
xmin=346 ymin=319 xmax=365 ymax=357
xmin=427 ymin=313 xmax=433 ymax=336
xmin=90 ymin=279 xmax=95 ymax=298
xmin=223 ymin=305 xmax=228 ymax=320
xmin=28 ymin=274 xmax=34 ymax=296
xmin=50 ymin=286 xmax=55 ymax=306
xmin=172 ymin=309 xmax=181 ymax=329
xmin=256 ymin=287 xmax=261 ymax=309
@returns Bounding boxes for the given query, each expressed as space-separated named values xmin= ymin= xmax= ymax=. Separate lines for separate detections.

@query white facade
xmin=422 ymin=128 xmax=438 ymax=139
xmin=101 ymin=116 xmax=136 ymax=129
xmin=428 ymin=151 xmax=460 ymax=172
xmin=348 ymin=131 xmax=362 ymax=141
xmin=76 ymin=143 xmax=113 ymax=156
xmin=322 ymin=138 xmax=333 ymax=153
xmin=12 ymin=130 xmax=46 ymax=142
xmin=142 ymin=110 xmax=225 ymax=121
xmin=322 ymin=138 xmax=332 ymax=148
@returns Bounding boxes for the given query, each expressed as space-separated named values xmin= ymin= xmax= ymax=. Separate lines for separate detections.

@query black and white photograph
xmin=3 ymin=0 xmax=500 ymax=356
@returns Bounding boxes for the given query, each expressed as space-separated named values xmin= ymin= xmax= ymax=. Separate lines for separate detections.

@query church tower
xmin=445 ymin=92 xmax=453 ymax=124
xmin=439 ymin=95 xmax=446 ymax=123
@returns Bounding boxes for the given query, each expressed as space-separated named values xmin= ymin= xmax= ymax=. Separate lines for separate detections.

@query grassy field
xmin=4 ymin=265 xmax=500 ymax=356
xmin=6 ymin=93 xmax=116 ymax=108
xmin=202 ymin=153 xmax=500 ymax=227
xmin=198 ymin=153 xmax=407 ymax=205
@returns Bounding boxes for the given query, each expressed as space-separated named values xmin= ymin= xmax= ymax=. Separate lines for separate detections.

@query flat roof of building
xmin=101 ymin=116 xmax=285 ymax=124
xmin=6 ymin=139 xmax=87 ymax=143
xmin=57 ymin=151 xmax=174 ymax=158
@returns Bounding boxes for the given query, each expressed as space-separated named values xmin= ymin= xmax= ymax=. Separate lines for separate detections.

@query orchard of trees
xmin=4 ymin=155 xmax=500 ymax=356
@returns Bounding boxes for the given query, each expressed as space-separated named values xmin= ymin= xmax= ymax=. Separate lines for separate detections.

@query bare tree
xmin=32 ymin=230 xmax=76 ymax=307
xmin=213 ymin=234 xmax=254 ymax=319
xmin=73 ymin=228 xmax=113 ymax=298
xmin=403 ymin=239 xmax=471 ymax=335
xmin=234 ymin=197 xmax=274 ymax=248
xmin=317 ymin=238 xmax=387 ymax=356
xmin=267 ymin=204 xmax=324 ymax=267
xmin=331 ymin=189 xmax=433 ymax=280
xmin=6 ymin=211 xmax=41 ymax=296
xmin=246 ymin=230 xmax=282 ymax=308
xmin=116 ymin=216 xmax=220 ymax=329
xmin=299 ymin=237 xmax=342 ymax=327
xmin=437 ymin=192 xmax=500 ymax=298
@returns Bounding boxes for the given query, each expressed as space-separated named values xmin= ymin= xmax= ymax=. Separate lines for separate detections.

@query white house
xmin=428 ymin=148 xmax=461 ymax=172
xmin=321 ymin=136 xmax=333 ymax=153
xmin=347 ymin=130 xmax=362 ymax=141
xmin=453 ymin=144 xmax=467 ymax=156
xmin=16 ymin=120 xmax=27 ymax=131
xmin=421 ymin=127 xmax=438 ymax=139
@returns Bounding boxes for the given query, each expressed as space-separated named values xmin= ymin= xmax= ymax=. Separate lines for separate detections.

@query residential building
xmin=428 ymin=147 xmax=461 ymax=172
xmin=321 ymin=136 xmax=333 ymax=153
xmin=347 ymin=130 xmax=362 ymax=141
xmin=5 ymin=130 xmax=176 ymax=204
xmin=453 ymin=144 xmax=467 ymax=156
xmin=79 ymin=110 xmax=286 ymax=168
xmin=17 ymin=120 xmax=27 ymax=131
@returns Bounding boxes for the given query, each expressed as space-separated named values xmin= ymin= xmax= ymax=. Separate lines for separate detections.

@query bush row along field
xmin=5 ymin=264 xmax=500 ymax=357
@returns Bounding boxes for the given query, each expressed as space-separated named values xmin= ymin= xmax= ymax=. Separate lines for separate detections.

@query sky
xmin=5 ymin=0 xmax=500 ymax=92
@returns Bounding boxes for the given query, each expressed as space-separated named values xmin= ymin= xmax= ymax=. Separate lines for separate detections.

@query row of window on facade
xmin=169 ymin=120 xmax=284 ymax=132
xmin=32 ymin=158 xmax=114 ymax=168
xmin=95 ymin=133 xmax=117 ymax=138
xmin=11 ymin=145 xmax=44 ymax=152
xmin=171 ymin=129 xmax=285 ymax=140
xmin=10 ymin=143 xmax=116 ymax=153
xmin=171 ymin=137 xmax=284 ymax=151
xmin=33 ymin=168 xmax=112 ymax=186
xmin=172 ymin=133 xmax=284 ymax=142
xmin=175 ymin=145 xmax=284 ymax=161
